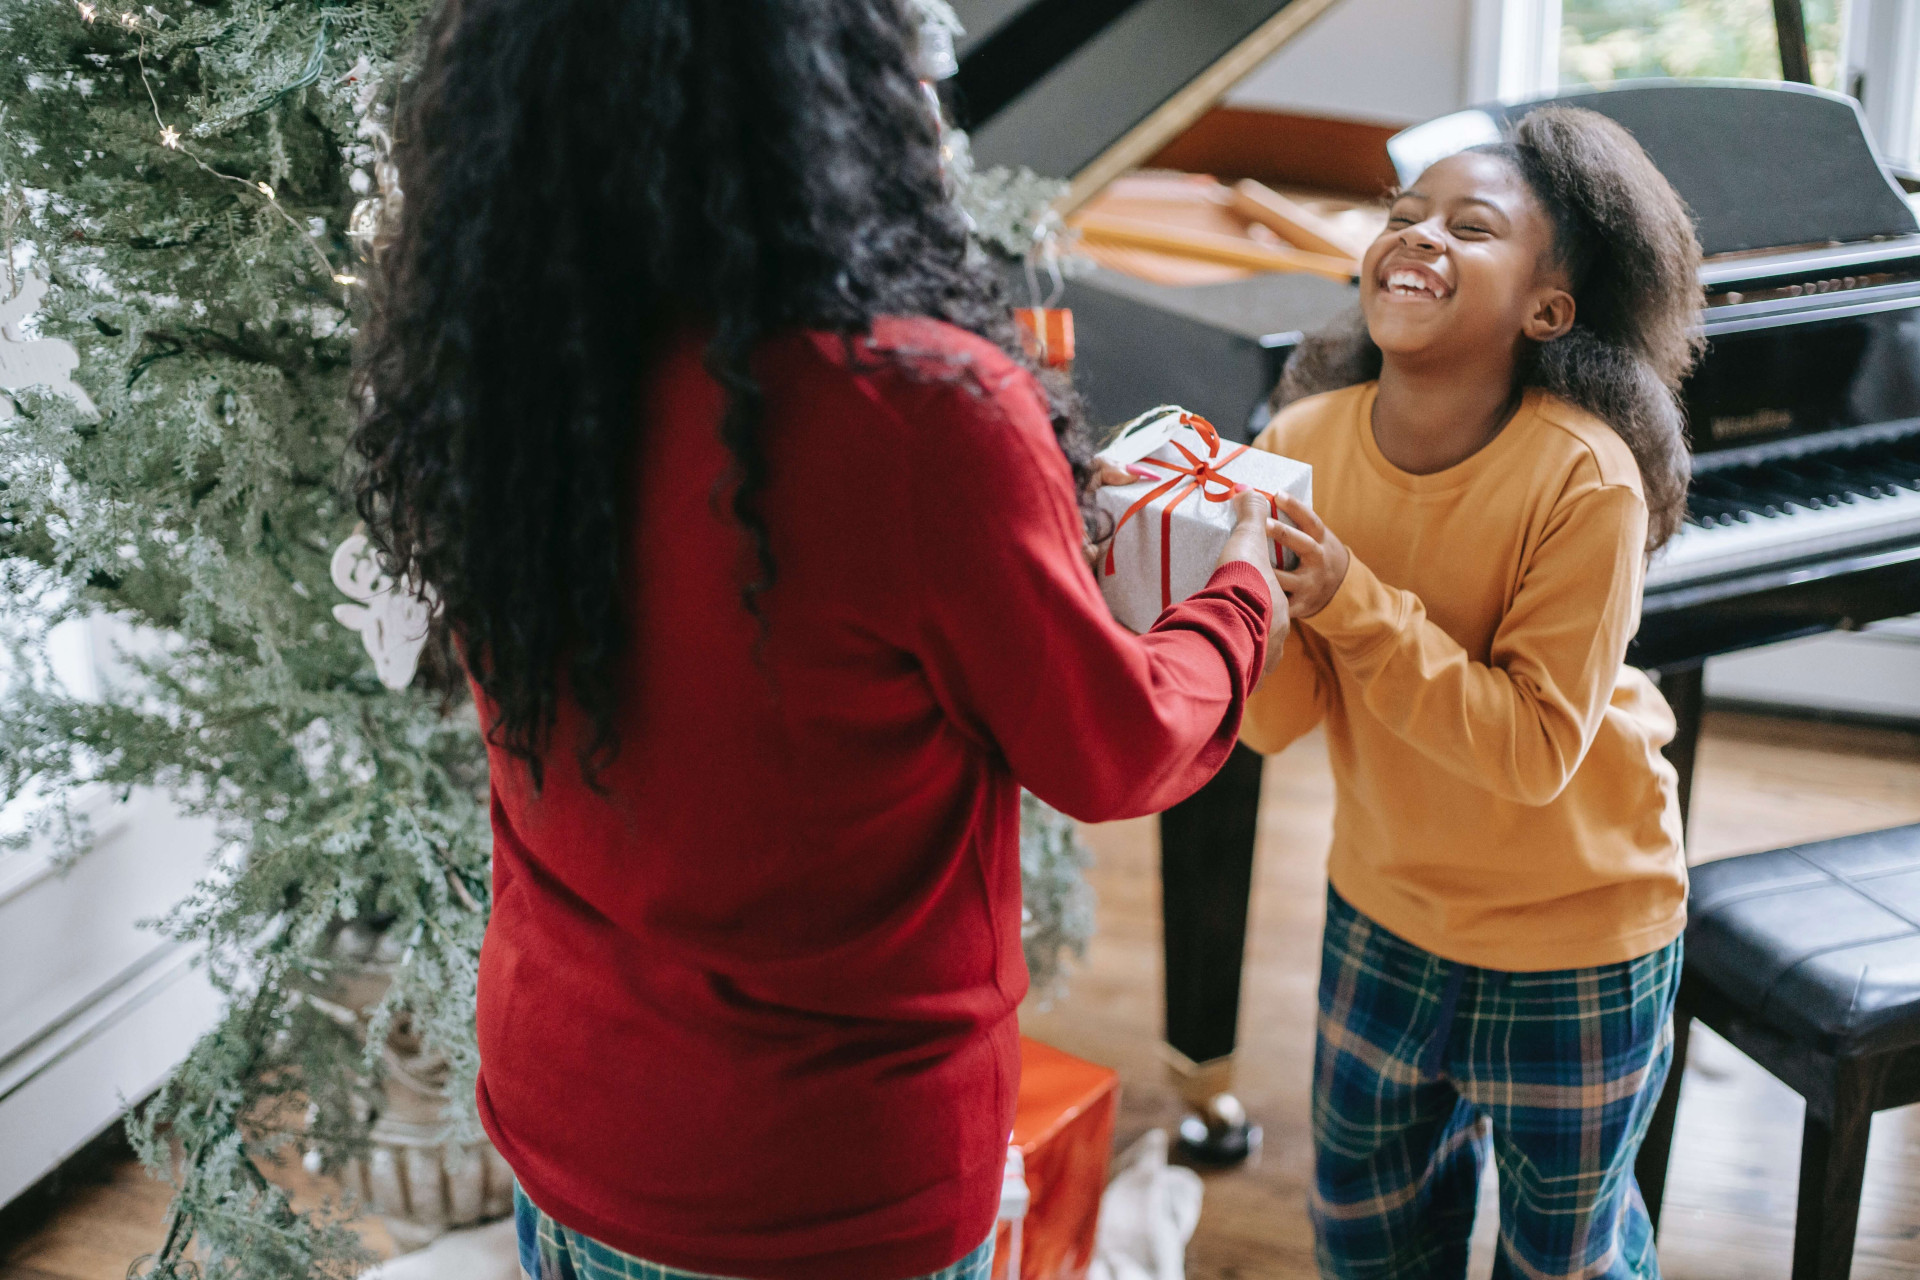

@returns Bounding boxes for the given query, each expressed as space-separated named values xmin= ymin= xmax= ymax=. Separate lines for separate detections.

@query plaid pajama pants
xmin=1312 ymin=888 xmax=1681 ymax=1280
xmin=515 ymin=1185 xmax=996 ymax=1280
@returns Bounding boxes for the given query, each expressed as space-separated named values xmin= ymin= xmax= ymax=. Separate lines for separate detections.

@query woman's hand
xmin=1083 ymin=458 xmax=1140 ymax=567
xmin=1215 ymin=490 xmax=1291 ymax=674
xmin=1089 ymin=466 xmax=1290 ymax=671
xmin=1270 ymin=492 xmax=1350 ymax=619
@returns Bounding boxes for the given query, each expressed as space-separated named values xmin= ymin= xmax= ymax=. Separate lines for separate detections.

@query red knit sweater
xmin=473 ymin=318 xmax=1271 ymax=1280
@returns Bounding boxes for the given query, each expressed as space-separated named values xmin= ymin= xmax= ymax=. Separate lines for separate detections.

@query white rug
xmin=360 ymin=1218 xmax=519 ymax=1280
xmin=1088 ymin=1130 xmax=1204 ymax=1280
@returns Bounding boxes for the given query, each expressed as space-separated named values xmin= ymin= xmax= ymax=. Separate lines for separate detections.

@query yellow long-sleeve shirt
xmin=1245 ymin=382 xmax=1685 ymax=970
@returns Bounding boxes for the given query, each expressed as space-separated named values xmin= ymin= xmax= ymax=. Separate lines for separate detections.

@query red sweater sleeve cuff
xmin=1201 ymin=560 xmax=1273 ymax=613
xmin=1150 ymin=559 xmax=1273 ymax=686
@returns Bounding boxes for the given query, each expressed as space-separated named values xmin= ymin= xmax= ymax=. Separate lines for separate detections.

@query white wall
xmin=1706 ymin=619 xmax=1920 ymax=722
xmin=0 ymin=614 xmax=221 ymax=1210
xmin=1226 ymin=0 xmax=1477 ymax=126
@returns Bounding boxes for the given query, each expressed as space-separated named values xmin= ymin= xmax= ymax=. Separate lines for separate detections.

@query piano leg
xmin=1656 ymin=660 xmax=1707 ymax=829
xmin=1160 ymin=741 xmax=1264 ymax=1166
xmin=1634 ymin=659 xmax=1705 ymax=1235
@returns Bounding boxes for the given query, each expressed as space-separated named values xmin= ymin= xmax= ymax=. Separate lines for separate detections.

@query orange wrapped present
xmin=992 ymin=1037 xmax=1120 ymax=1280
xmin=1013 ymin=307 xmax=1075 ymax=369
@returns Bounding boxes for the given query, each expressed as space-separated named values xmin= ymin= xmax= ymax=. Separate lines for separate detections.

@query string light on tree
xmin=83 ymin=0 xmax=361 ymax=294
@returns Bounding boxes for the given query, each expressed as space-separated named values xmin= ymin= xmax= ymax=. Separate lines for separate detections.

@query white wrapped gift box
xmin=1093 ymin=406 xmax=1312 ymax=634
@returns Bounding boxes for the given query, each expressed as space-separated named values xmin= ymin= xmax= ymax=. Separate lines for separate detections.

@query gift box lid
xmin=1096 ymin=405 xmax=1311 ymax=499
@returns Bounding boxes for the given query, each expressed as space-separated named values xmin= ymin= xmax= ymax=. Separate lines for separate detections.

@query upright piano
xmin=950 ymin=0 xmax=1920 ymax=1163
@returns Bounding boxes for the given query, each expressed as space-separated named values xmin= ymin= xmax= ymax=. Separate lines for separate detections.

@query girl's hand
xmin=1215 ymin=490 xmax=1291 ymax=674
xmin=1270 ymin=492 xmax=1350 ymax=619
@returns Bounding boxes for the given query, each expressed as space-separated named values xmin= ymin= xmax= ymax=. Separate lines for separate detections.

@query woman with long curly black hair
xmin=351 ymin=2 xmax=1285 ymax=1276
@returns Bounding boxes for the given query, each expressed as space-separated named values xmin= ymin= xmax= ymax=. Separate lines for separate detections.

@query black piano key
xmin=1796 ymin=457 xmax=1871 ymax=494
xmin=1766 ymin=462 xmax=1862 ymax=504
xmin=1856 ymin=465 xmax=1919 ymax=492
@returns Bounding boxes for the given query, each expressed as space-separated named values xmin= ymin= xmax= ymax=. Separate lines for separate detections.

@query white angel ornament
xmin=331 ymin=532 xmax=436 ymax=691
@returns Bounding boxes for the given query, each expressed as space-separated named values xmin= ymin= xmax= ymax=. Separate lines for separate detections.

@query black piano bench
xmin=1636 ymin=825 xmax=1920 ymax=1280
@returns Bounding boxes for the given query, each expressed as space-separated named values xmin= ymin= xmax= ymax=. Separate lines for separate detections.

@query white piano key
xmin=1646 ymin=486 xmax=1920 ymax=591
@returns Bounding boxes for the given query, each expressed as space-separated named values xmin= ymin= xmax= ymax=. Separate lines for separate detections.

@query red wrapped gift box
xmin=991 ymin=1037 xmax=1120 ymax=1280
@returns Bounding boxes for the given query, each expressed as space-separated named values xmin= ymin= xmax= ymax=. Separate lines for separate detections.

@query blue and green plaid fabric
xmin=1312 ymin=887 xmax=1680 ymax=1280
xmin=514 ymin=1184 xmax=995 ymax=1280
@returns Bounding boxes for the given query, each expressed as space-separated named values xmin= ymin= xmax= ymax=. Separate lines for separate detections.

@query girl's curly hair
xmin=1273 ymin=105 xmax=1705 ymax=551
xmin=351 ymin=0 xmax=1088 ymax=782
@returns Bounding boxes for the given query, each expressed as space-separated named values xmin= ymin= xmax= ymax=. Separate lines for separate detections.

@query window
xmin=1559 ymin=0 xmax=1851 ymax=91
xmin=1471 ymin=0 xmax=1920 ymax=169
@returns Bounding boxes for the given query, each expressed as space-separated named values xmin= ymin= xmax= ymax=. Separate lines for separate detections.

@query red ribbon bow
xmin=1103 ymin=412 xmax=1278 ymax=612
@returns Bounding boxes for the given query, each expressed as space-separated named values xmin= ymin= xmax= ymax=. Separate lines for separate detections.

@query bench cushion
xmin=1687 ymin=824 xmax=1920 ymax=1056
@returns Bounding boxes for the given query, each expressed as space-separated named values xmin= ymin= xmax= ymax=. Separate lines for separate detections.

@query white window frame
xmin=1467 ymin=0 xmax=1562 ymax=105
xmin=1845 ymin=0 xmax=1920 ymax=169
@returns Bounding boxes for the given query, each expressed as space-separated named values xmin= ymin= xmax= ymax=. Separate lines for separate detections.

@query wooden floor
xmin=7 ymin=710 xmax=1920 ymax=1280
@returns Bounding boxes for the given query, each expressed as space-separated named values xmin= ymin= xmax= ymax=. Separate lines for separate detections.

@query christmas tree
xmin=0 ymin=2 xmax=1089 ymax=1276
xmin=0 ymin=3 xmax=482 ymax=1275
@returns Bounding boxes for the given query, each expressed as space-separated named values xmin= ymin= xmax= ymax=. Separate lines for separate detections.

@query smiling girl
xmin=1241 ymin=107 xmax=1703 ymax=1278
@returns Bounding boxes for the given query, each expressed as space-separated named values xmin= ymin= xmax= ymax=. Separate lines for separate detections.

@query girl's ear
xmin=1523 ymin=288 xmax=1576 ymax=343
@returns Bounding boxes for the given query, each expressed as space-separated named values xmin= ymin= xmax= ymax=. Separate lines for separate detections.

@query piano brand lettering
xmin=1710 ymin=408 xmax=1792 ymax=442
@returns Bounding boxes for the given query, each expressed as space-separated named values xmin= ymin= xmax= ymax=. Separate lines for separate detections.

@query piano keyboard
xmin=1646 ymin=425 xmax=1920 ymax=591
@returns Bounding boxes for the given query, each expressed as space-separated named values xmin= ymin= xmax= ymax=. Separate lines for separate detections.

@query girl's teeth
xmin=1386 ymin=270 xmax=1441 ymax=297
